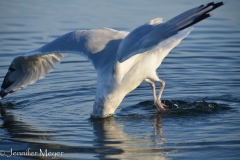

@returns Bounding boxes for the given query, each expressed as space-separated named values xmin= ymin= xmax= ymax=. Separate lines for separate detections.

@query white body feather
xmin=93 ymin=28 xmax=193 ymax=117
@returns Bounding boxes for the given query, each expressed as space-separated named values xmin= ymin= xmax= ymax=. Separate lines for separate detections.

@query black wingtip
xmin=180 ymin=2 xmax=224 ymax=31
xmin=180 ymin=13 xmax=211 ymax=30
xmin=0 ymin=89 xmax=6 ymax=99
xmin=204 ymin=2 xmax=225 ymax=14
xmin=211 ymin=2 xmax=224 ymax=10
xmin=198 ymin=2 xmax=224 ymax=14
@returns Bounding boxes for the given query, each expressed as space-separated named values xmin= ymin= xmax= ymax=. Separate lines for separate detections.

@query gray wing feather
xmin=1 ymin=28 xmax=128 ymax=98
xmin=2 ymin=53 xmax=65 ymax=95
xmin=38 ymin=28 xmax=127 ymax=69
xmin=117 ymin=2 xmax=224 ymax=62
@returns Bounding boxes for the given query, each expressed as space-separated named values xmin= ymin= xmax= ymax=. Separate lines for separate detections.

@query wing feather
xmin=117 ymin=2 xmax=224 ymax=62
xmin=0 ymin=28 xmax=127 ymax=99
xmin=1 ymin=53 xmax=66 ymax=97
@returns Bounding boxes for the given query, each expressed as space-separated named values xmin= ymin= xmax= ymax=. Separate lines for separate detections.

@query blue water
xmin=0 ymin=1 xmax=240 ymax=159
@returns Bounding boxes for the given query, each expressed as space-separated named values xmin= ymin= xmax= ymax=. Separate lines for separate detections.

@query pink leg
xmin=145 ymin=79 xmax=167 ymax=111
xmin=157 ymin=79 xmax=165 ymax=101
xmin=145 ymin=79 xmax=157 ymax=101
xmin=156 ymin=79 xmax=167 ymax=110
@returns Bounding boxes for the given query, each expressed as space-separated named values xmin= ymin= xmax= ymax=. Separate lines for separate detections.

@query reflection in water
xmin=152 ymin=115 xmax=165 ymax=149
xmin=0 ymin=98 xmax=231 ymax=159
xmin=1 ymin=102 xmax=174 ymax=160
xmin=92 ymin=115 xmax=174 ymax=160
xmin=1 ymin=105 xmax=54 ymax=142
xmin=0 ymin=104 xmax=67 ymax=160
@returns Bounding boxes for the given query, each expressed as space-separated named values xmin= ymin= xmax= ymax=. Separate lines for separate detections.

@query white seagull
xmin=0 ymin=2 xmax=224 ymax=117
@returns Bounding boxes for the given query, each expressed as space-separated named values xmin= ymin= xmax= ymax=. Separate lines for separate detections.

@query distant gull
xmin=0 ymin=2 xmax=224 ymax=117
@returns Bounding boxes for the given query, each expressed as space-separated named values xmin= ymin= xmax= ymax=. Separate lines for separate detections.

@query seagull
xmin=0 ymin=2 xmax=224 ymax=117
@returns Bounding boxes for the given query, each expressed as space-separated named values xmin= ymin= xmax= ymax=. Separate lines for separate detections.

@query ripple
xmin=118 ymin=98 xmax=231 ymax=118
xmin=162 ymin=100 xmax=230 ymax=116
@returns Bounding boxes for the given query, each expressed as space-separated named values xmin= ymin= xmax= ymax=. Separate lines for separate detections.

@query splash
xmin=118 ymin=99 xmax=230 ymax=118
xmin=162 ymin=100 xmax=230 ymax=116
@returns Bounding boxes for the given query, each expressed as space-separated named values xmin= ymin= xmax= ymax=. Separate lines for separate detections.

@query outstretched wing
xmin=0 ymin=28 xmax=128 ymax=99
xmin=117 ymin=2 xmax=224 ymax=62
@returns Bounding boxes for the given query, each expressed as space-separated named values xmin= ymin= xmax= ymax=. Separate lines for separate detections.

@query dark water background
xmin=0 ymin=0 xmax=239 ymax=159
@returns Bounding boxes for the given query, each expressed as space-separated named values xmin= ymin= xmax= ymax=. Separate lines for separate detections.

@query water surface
xmin=0 ymin=1 xmax=240 ymax=159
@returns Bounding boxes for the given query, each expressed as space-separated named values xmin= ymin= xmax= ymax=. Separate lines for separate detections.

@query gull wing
xmin=0 ymin=53 xmax=66 ymax=98
xmin=0 ymin=28 xmax=128 ymax=98
xmin=117 ymin=2 xmax=224 ymax=62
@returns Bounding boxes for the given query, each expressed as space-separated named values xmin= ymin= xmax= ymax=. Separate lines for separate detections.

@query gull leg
xmin=145 ymin=79 xmax=157 ymax=102
xmin=156 ymin=79 xmax=167 ymax=110
xmin=145 ymin=79 xmax=166 ymax=111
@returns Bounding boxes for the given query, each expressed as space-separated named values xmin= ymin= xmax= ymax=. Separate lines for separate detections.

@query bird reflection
xmin=152 ymin=115 xmax=166 ymax=149
xmin=1 ymin=102 xmax=170 ymax=160
xmin=91 ymin=114 xmax=168 ymax=160
xmin=0 ymin=103 xmax=68 ymax=160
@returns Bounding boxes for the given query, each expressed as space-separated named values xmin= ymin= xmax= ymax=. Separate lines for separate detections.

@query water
xmin=0 ymin=0 xmax=239 ymax=159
